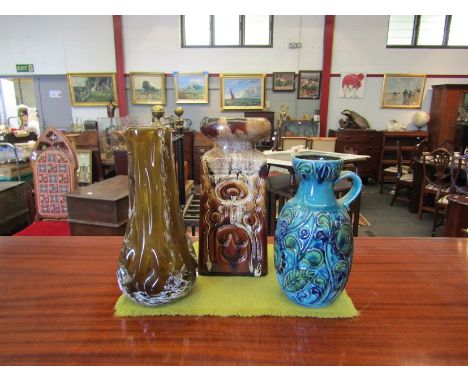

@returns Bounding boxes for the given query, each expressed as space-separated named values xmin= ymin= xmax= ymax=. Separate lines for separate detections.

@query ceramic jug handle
xmin=334 ymin=171 xmax=363 ymax=209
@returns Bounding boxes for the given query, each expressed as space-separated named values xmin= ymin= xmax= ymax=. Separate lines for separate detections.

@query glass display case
xmin=97 ymin=116 xmax=144 ymax=160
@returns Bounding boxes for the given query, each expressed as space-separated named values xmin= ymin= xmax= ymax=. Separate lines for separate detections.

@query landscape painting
xmin=272 ymin=72 xmax=296 ymax=92
xmin=220 ymin=74 xmax=265 ymax=110
xmin=68 ymin=73 xmax=118 ymax=107
xmin=130 ymin=72 xmax=166 ymax=105
xmin=381 ymin=74 xmax=426 ymax=108
xmin=174 ymin=72 xmax=209 ymax=103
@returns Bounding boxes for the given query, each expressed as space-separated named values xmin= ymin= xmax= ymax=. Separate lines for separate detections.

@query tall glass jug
xmin=117 ymin=109 xmax=197 ymax=305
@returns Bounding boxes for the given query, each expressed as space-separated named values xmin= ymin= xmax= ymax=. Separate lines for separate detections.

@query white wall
xmin=0 ymin=16 xmax=115 ymax=74
xmin=0 ymin=15 xmax=116 ymax=122
xmin=123 ymin=15 xmax=323 ymax=73
xmin=123 ymin=15 xmax=324 ymax=127
xmin=1 ymin=15 xmax=468 ymax=132
xmin=329 ymin=16 xmax=468 ymax=132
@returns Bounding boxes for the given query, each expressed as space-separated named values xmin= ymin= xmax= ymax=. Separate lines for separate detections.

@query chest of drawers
xmin=329 ymin=129 xmax=383 ymax=182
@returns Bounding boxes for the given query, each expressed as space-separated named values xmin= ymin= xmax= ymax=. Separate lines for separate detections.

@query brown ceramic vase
xmin=198 ymin=117 xmax=271 ymax=276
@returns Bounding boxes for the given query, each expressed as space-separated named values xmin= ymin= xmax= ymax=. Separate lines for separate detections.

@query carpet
xmin=14 ymin=221 xmax=71 ymax=236
xmin=115 ymin=243 xmax=359 ymax=318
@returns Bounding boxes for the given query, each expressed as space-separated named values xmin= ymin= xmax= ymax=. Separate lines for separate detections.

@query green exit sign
xmin=16 ymin=64 xmax=34 ymax=73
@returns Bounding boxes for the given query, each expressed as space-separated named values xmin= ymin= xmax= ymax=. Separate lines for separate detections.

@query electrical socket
xmin=288 ymin=42 xmax=302 ymax=49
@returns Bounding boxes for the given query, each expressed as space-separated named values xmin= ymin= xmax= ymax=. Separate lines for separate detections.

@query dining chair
xmin=379 ymin=141 xmax=413 ymax=195
xmin=417 ymin=147 xmax=455 ymax=236
xmin=390 ymin=139 xmax=429 ymax=206
xmin=15 ymin=128 xmax=78 ymax=236
xmin=439 ymin=139 xmax=455 ymax=153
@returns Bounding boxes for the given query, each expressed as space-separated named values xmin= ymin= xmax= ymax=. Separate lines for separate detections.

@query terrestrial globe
xmin=412 ymin=111 xmax=430 ymax=128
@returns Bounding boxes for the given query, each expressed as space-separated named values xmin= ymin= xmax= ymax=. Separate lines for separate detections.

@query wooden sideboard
xmin=329 ymin=129 xmax=383 ymax=182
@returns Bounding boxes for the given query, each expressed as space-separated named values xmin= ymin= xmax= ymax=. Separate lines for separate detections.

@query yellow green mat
xmin=115 ymin=243 xmax=359 ymax=318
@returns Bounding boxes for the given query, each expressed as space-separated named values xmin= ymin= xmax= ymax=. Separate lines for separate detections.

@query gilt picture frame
xmin=130 ymin=72 xmax=166 ymax=105
xmin=67 ymin=73 xmax=118 ymax=107
xmin=220 ymin=74 xmax=266 ymax=110
xmin=173 ymin=72 xmax=209 ymax=103
xmin=381 ymin=74 xmax=426 ymax=109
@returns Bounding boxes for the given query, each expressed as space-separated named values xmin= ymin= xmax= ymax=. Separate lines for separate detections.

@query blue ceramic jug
xmin=274 ymin=154 xmax=362 ymax=307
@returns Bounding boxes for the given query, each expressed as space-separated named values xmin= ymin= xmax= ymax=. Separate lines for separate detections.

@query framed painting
xmin=282 ymin=120 xmax=319 ymax=137
xmin=174 ymin=72 xmax=209 ymax=103
xmin=130 ymin=72 xmax=166 ymax=105
xmin=297 ymin=70 xmax=321 ymax=99
xmin=272 ymin=72 xmax=296 ymax=92
xmin=75 ymin=149 xmax=93 ymax=185
xmin=67 ymin=73 xmax=118 ymax=107
xmin=339 ymin=73 xmax=366 ymax=99
xmin=381 ymin=74 xmax=426 ymax=108
xmin=220 ymin=74 xmax=265 ymax=110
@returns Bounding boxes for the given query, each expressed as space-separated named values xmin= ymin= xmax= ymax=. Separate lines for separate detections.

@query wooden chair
xmin=439 ymin=140 xmax=455 ymax=153
xmin=390 ymin=139 xmax=429 ymax=206
xmin=379 ymin=142 xmax=411 ymax=195
xmin=15 ymin=128 xmax=78 ymax=236
xmin=417 ymin=147 xmax=455 ymax=236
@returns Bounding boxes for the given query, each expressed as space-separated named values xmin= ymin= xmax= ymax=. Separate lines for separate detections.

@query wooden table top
xmin=0 ymin=236 xmax=467 ymax=366
xmin=66 ymin=175 xmax=128 ymax=201
xmin=0 ymin=181 xmax=24 ymax=192
xmin=265 ymin=149 xmax=369 ymax=169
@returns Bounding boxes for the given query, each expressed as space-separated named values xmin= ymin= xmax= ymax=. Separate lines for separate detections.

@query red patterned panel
xmin=36 ymin=150 xmax=73 ymax=219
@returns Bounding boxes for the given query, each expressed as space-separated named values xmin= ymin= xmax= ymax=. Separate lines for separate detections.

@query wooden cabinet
xmin=193 ymin=132 xmax=214 ymax=184
xmin=428 ymin=84 xmax=468 ymax=149
xmin=378 ymin=131 xmax=428 ymax=187
xmin=329 ymin=129 xmax=383 ymax=181
xmin=66 ymin=175 xmax=129 ymax=236
xmin=183 ymin=131 xmax=194 ymax=180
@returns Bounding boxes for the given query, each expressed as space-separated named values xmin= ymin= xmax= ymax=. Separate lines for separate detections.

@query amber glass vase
xmin=117 ymin=121 xmax=197 ymax=305
xmin=198 ymin=117 xmax=271 ymax=276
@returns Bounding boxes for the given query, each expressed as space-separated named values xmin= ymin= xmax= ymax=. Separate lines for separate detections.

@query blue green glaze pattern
xmin=274 ymin=155 xmax=362 ymax=307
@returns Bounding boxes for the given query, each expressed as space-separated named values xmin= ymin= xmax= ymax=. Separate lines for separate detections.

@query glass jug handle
xmin=334 ymin=170 xmax=363 ymax=209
